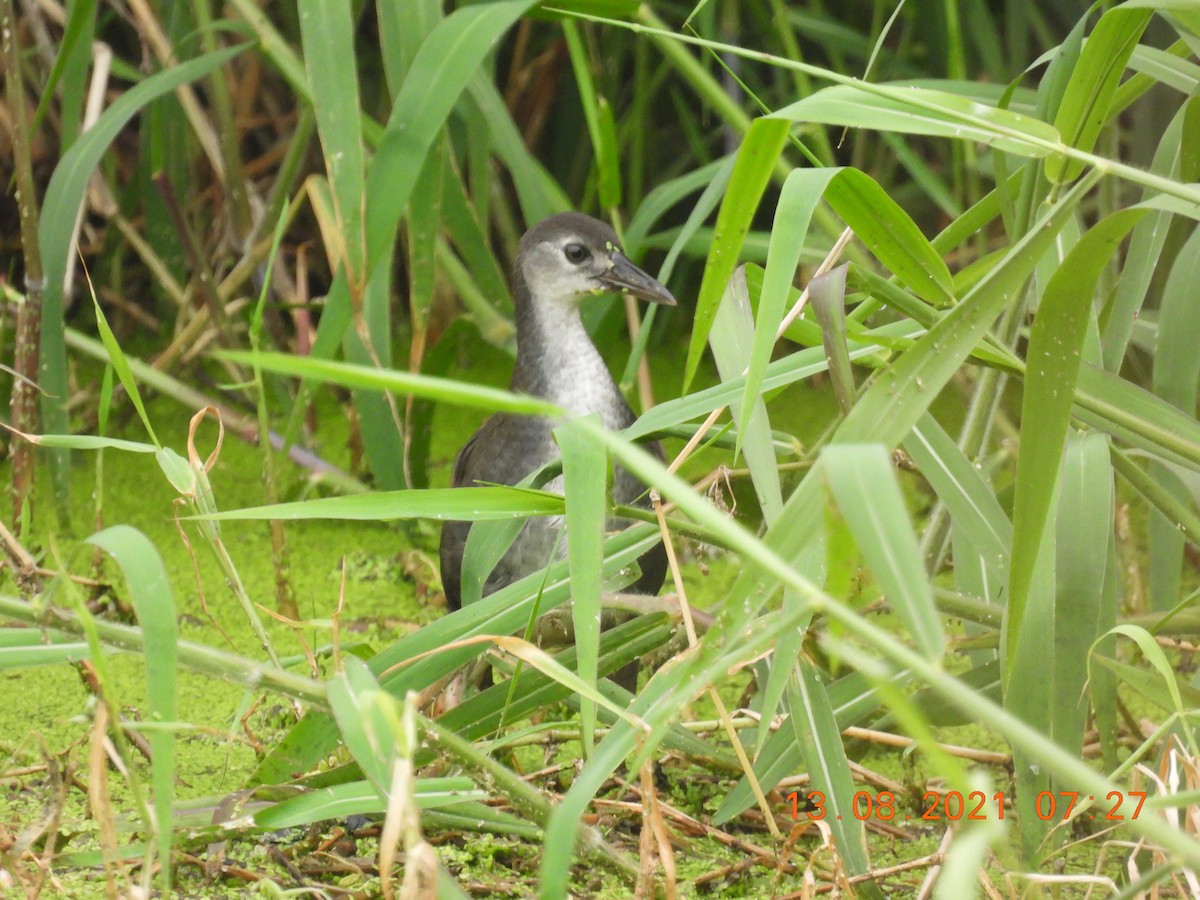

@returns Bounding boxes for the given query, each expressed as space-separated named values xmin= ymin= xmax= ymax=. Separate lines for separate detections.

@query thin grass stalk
xmin=64 ymin=328 xmax=366 ymax=494
xmin=191 ymin=0 xmax=253 ymax=241
xmin=3 ymin=0 xmax=46 ymax=530
xmin=0 ymin=593 xmax=326 ymax=703
xmin=124 ymin=0 xmax=224 ymax=178
xmin=183 ymin=409 xmax=285 ymax=672
xmin=150 ymin=173 xmax=242 ymax=356
xmin=248 ymin=202 xmax=297 ymax=618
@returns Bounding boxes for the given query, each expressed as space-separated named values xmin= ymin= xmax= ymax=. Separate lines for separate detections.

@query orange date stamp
xmin=785 ymin=790 xmax=1147 ymax=822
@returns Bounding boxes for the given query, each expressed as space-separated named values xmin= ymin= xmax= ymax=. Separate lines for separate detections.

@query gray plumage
xmin=440 ymin=212 xmax=675 ymax=610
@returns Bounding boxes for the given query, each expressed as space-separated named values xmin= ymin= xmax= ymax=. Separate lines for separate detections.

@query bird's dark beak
xmin=597 ymin=252 xmax=676 ymax=306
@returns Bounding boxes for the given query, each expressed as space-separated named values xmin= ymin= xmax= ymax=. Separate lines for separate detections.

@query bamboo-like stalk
xmin=2 ymin=0 xmax=46 ymax=531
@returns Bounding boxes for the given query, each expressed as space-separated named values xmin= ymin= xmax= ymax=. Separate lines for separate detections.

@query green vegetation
xmin=3 ymin=0 xmax=1200 ymax=896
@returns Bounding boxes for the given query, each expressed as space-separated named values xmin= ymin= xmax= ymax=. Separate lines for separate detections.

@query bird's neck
xmin=511 ymin=280 xmax=630 ymax=425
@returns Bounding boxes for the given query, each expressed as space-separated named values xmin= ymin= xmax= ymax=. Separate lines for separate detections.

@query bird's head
xmin=515 ymin=212 xmax=676 ymax=309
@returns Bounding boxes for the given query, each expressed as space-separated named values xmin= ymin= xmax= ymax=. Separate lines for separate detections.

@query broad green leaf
xmin=253 ymin=778 xmax=486 ymax=830
xmin=709 ymin=269 xmax=783 ymax=522
xmin=85 ymin=526 xmax=176 ymax=890
xmin=38 ymin=45 xmax=243 ymax=502
xmin=554 ymin=417 xmax=608 ymax=752
xmin=1046 ymin=8 xmax=1153 ymax=183
xmin=300 ymin=0 xmax=366 ymax=279
xmin=191 ymin=487 xmax=565 ymax=522
xmin=788 ymin=660 xmax=874 ymax=889
xmin=825 ymin=168 xmax=955 ymax=307
xmin=1006 ymin=208 xmax=1146 ymax=680
xmin=823 ymin=445 xmax=943 ymax=660
xmin=683 ymin=117 xmax=790 ymax=392
xmin=364 ymin=0 xmax=540 ymax=270
xmin=1149 ymin=226 xmax=1200 ymax=609
xmin=1051 ymin=432 xmax=1113 ymax=754
xmin=774 ymin=83 xmax=1061 ymax=157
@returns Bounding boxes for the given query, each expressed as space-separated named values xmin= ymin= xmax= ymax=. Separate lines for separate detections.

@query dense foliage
xmin=3 ymin=0 xmax=1200 ymax=896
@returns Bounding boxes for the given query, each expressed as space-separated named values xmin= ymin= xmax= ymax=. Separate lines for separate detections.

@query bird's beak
xmin=597 ymin=252 xmax=676 ymax=306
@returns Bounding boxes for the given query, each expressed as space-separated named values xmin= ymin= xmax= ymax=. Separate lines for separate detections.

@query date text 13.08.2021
xmin=786 ymin=790 xmax=1147 ymax=822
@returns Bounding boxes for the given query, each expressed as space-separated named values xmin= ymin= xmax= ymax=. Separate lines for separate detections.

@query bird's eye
xmin=564 ymin=243 xmax=590 ymax=264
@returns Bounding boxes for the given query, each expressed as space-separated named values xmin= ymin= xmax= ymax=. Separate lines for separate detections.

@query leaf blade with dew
xmin=1006 ymin=207 xmax=1146 ymax=686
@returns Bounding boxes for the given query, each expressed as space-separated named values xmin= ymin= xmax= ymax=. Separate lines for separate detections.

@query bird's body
xmin=440 ymin=212 xmax=675 ymax=612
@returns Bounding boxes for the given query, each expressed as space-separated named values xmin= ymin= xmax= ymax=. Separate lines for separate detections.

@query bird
xmin=439 ymin=212 xmax=676 ymax=641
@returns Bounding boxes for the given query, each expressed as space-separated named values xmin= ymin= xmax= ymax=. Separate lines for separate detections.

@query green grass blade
xmin=1045 ymin=8 xmax=1153 ymax=183
xmin=300 ymin=0 xmax=366 ymax=278
xmin=85 ymin=526 xmax=177 ymax=892
xmin=773 ymin=82 xmax=1060 ymax=157
xmin=824 ymin=444 xmax=944 ymax=660
xmin=220 ymin=351 xmax=559 ymax=418
xmin=38 ymin=44 xmax=244 ymax=501
xmin=554 ymin=417 xmax=608 ymax=752
xmin=1074 ymin=363 xmax=1200 ymax=471
xmin=683 ymin=117 xmax=790 ymax=392
xmin=739 ymin=167 xmax=838 ymax=449
xmin=564 ymin=21 xmax=621 ymax=210
xmin=1006 ymin=208 xmax=1145 ymax=683
xmin=0 ymin=629 xmax=92 ymax=668
xmin=327 ymin=657 xmax=396 ymax=796
xmin=809 ymin=265 xmax=855 ymax=414
xmin=253 ymin=778 xmax=485 ymax=830
xmin=1051 ymin=432 xmax=1113 ymax=752
xmin=250 ymin=526 xmax=662 ymax=784
xmin=1100 ymin=100 xmax=1188 ymax=370
xmin=364 ymin=0 xmax=540 ymax=271
xmin=90 ymin=295 xmax=159 ymax=448
xmin=836 ymin=170 xmax=1101 ymax=449
xmin=788 ymin=659 xmax=874 ymax=889
xmin=189 ymin=487 xmax=565 ymax=522
xmin=709 ymin=268 xmax=783 ymax=520
xmin=1149 ymin=226 xmax=1200 ymax=608
xmin=904 ymin=414 xmax=1011 ymax=580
